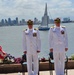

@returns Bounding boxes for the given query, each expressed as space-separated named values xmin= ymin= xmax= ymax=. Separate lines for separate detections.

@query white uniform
xmin=23 ymin=28 xmax=41 ymax=75
xmin=49 ymin=26 xmax=68 ymax=75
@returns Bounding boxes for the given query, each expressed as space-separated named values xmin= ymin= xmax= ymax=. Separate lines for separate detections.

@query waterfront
xmin=0 ymin=23 xmax=74 ymax=59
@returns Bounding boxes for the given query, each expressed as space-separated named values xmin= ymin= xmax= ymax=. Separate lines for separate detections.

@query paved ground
xmin=0 ymin=69 xmax=74 ymax=75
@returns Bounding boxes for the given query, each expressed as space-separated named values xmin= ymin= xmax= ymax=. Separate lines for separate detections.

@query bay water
xmin=0 ymin=23 xmax=74 ymax=59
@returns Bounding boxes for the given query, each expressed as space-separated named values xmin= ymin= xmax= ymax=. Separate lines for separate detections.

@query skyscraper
xmin=41 ymin=3 xmax=50 ymax=26
xmin=16 ymin=17 xmax=18 ymax=24
xmin=8 ymin=18 xmax=12 ymax=25
xmin=38 ymin=3 xmax=50 ymax=31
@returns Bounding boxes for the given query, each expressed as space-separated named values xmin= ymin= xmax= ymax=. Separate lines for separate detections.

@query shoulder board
xmin=51 ymin=26 xmax=55 ymax=28
xmin=34 ymin=28 xmax=38 ymax=30
xmin=23 ymin=29 xmax=27 ymax=31
xmin=62 ymin=26 xmax=66 ymax=28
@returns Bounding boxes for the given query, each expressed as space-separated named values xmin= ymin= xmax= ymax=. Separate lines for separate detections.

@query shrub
xmin=71 ymin=54 xmax=74 ymax=60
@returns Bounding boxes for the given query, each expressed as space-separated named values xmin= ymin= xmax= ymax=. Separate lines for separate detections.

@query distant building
xmin=50 ymin=19 xmax=54 ymax=24
xmin=41 ymin=3 xmax=50 ymax=25
xmin=5 ymin=19 xmax=8 ymax=26
xmin=1 ymin=19 xmax=5 ymax=26
xmin=22 ymin=19 xmax=26 ymax=24
xmin=34 ymin=17 xmax=40 ymax=24
xmin=62 ymin=17 xmax=71 ymax=23
xmin=16 ymin=17 xmax=18 ymax=24
xmin=8 ymin=18 xmax=12 ymax=25
xmin=19 ymin=19 xmax=26 ymax=25
xmin=12 ymin=20 xmax=17 ymax=25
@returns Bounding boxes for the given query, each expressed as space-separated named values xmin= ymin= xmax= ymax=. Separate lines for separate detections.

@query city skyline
xmin=0 ymin=0 xmax=74 ymax=21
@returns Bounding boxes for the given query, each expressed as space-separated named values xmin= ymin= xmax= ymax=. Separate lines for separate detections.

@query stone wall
xmin=0 ymin=60 xmax=74 ymax=73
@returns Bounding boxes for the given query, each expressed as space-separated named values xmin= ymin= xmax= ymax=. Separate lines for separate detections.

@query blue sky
xmin=0 ymin=0 xmax=74 ymax=21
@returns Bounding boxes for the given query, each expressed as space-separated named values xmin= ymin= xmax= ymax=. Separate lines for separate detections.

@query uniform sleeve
xmin=64 ymin=28 xmax=68 ymax=48
xmin=23 ymin=31 xmax=27 ymax=52
xmin=36 ymin=30 xmax=41 ymax=51
xmin=48 ymin=28 xmax=53 ymax=49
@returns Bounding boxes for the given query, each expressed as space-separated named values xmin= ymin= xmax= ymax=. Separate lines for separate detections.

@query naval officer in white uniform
xmin=49 ymin=18 xmax=68 ymax=75
xmin=23 ymin=20 xmax=41 ymax=75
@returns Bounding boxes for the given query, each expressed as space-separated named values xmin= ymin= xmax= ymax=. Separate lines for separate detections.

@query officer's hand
xmin=24 ymin=51 xmax=27 ymax=54
xmin=50 ymin=48 xmax=53 ymax=52
xmin=37 ymin=50 xmax=40 ymax=53
xmin=65 ymin=48 xmax=68 ymax=51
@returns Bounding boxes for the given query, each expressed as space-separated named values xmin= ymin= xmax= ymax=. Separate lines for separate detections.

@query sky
xmin=0 ymin=0 xmax=74 ymax=21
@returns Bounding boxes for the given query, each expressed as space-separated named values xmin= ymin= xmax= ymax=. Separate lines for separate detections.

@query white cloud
xmin=59 ymin=0 xmax=72 ymax=8
xmin=0 ymin=0 xmax=74 ymax=20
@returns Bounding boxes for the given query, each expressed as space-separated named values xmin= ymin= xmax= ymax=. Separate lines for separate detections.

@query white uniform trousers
xmin=53 ymin=52 xmax=65 ymax=75
xmin=27 ymin=53 xmax=38 ymax=75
